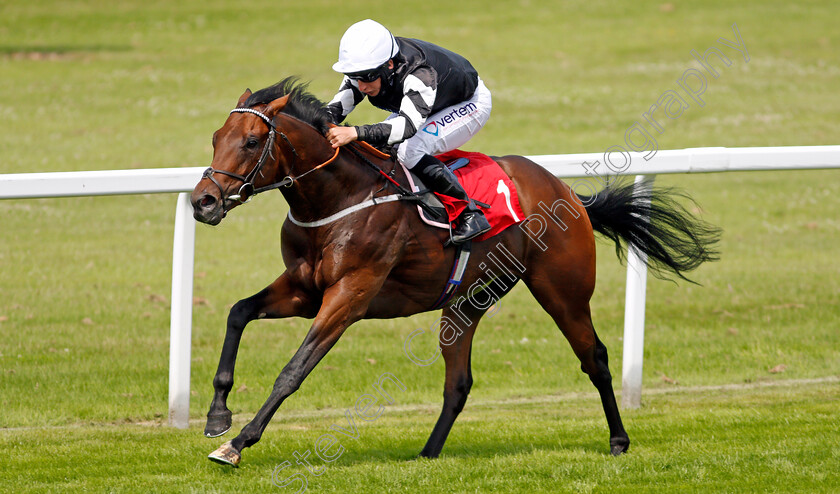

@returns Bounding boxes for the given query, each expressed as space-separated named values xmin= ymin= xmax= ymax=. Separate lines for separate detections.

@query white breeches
xmin=396 ymin=78 xmax=492 ymax=169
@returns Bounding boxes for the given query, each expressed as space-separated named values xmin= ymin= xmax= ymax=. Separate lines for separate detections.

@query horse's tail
xmin=578 ymin=181 xmax=721 ymax=282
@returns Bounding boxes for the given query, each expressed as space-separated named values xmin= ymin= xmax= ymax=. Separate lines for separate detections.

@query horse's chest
xmin=308 ymin=238 xmax=383 ymax=290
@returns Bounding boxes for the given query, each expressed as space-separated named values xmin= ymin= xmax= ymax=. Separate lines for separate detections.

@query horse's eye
xmin=245 ymin=138 xmax=259 ymax=149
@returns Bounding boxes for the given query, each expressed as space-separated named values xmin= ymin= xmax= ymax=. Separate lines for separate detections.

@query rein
xmin=343 ymin=143 xmax=440 ymax=217
xmin=201 ymin=108 xmax=339 ymax=210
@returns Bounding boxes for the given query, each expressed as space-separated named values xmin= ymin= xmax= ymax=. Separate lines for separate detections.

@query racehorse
xmin=191 ymin=77 xmax=719 ymax=467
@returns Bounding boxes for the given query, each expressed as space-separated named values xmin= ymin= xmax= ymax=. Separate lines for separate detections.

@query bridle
xmin=201 ymin=105 xmax=433 ymax=222
xmin=201 ymin=108 xmax=339 ymax=211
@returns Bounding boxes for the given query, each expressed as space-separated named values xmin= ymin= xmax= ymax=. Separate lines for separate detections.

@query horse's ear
xmin=265 ymin=94 xmax=290 ymax=116
xmin=236 ymin=89 xmax=252 ymax=107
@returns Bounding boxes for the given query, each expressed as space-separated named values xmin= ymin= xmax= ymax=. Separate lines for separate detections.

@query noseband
xmin=201 ymin=108 xmax=339 ymax=211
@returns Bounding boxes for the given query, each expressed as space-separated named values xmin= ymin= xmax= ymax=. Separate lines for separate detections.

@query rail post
xmin=621 ymin=174 xmax=655 ymax=409
xmin=168 ymin=192 xmax=196 ymax=428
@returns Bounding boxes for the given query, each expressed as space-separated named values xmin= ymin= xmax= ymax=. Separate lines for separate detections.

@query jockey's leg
xmin=411 ymin=154 xmax=491 ymax=244
xmin=399 ymin=79 xmax=493 ymax=244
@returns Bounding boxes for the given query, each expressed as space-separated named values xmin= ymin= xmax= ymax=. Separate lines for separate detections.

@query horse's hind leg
xmin=419 ymin=304 xmax=485 ymax=458
xmin=586 ymin=328 xmax=630 ymax=455
xmin=523 ymin=276 xmax=630 ymax=455
xmin=205 ymin=271 xmax=314 ymax=438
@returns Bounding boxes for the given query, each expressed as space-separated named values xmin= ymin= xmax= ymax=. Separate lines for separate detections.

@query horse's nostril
xmin=200 ymin=194 xmax=217 ymax=209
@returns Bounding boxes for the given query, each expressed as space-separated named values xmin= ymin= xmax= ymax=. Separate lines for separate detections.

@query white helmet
xmin=332 ymin=19 xmax=399 ymax=74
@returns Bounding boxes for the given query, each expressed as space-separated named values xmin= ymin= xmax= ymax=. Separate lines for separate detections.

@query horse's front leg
xmin=208 ymin=273 xmax=383 ymax=466
xmin=205 ymin=271 xmax=316 ymax=438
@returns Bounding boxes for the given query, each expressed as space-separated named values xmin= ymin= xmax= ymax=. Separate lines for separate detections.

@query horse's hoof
xmin=417 ymin=448 xmax=439 ymax=459
xmin=208 ymin=441 xmax=241 ymax=467
xmin=204 ymin=410 xmax=232 ymax=438
xmin=610 ymin=437 xmax=630 ymax=456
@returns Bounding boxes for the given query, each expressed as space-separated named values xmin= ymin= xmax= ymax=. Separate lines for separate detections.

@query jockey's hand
xmin=326 ymin=126 xmax=358 ymax=148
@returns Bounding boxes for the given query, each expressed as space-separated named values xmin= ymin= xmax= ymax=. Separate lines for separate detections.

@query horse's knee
xmin=273 ymin=366 xmax=304 ymax=395
xmin=227 ymin=297 xmax=261 ymax=328
xmin=227 ymin=301 xmax=251 ymax=327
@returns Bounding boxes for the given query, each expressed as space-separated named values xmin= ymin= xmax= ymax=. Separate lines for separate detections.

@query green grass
xmin=2 ymin=0 xmax=839 ymax=491
xmin=4 ymin=380 xmax=839 ymax=493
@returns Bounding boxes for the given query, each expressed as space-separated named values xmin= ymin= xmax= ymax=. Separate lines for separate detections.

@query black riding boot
xmin=413 ymin=154 xmax=491 ymax=244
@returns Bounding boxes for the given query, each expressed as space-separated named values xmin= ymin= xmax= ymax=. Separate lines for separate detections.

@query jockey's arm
xmin=327 ymin=76 xmax=365 ymax=123
xmin=355 ymin=69 xmax=437 ymax=148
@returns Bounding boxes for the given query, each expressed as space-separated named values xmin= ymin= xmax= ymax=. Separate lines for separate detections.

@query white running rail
xmin=2 ymin=145 xmax=839 ymax=426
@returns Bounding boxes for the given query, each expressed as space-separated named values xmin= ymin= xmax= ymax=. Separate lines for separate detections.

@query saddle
xmin=403 ymin=157 xmax=470 ymax=225
xmin=400 ymin=150 xmax=525 ymax=242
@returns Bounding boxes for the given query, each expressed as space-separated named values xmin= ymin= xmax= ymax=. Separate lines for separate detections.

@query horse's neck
xmin=279 ymin=136 xmax=391 ymax=223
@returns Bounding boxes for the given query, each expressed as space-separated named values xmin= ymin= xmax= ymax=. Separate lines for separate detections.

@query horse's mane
xmin=244 ymin=77 xmax=333 ymax=135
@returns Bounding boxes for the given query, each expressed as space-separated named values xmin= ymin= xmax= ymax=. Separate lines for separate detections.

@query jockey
xmin=325 ymin=19 xmax=492 ymax=244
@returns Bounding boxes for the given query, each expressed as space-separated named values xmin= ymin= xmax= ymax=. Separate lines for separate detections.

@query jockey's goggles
xmin=346 ymin=63 xmax=388 ymax=83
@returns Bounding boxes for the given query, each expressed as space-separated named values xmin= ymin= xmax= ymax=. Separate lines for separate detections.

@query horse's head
xmin=191 ymin=89 xmax=291 ymax=225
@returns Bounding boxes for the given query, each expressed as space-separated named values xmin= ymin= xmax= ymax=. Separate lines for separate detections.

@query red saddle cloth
xmin=434 ymin=149 xmax=525 ymax=242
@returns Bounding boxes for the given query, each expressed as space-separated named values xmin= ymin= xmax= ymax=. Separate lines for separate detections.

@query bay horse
xmin=191 ymin=78 xmax=719 ymax=467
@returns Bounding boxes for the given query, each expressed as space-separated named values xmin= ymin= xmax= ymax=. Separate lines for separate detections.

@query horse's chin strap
xmin=202 ymin=108 xmax=339 ymax=212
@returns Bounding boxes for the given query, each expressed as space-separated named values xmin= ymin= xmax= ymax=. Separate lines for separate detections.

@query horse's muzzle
xmin=191 ymin=190 xmax=224 ymax=226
